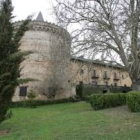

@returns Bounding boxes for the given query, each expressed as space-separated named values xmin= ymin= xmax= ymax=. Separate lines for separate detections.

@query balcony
xmin=91 ymin=74 xmax=99 ymax=79
xmin=114 ymin=76 xmax=120 ymax=81
xmin=91 ymin=70 xmax=99 ymax=79
xmin=103 ymin=75 xmax=110 ymax=80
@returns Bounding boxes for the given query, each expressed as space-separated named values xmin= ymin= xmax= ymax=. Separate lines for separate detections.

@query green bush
xmin=11 ymin=96 xmax=80 ymax=108
xmin=89 ymin=93 xmax=126 ymax=110
xmin=82 ymin=86 xmax=102 ymax=97
xmin=126 ymin=91 xmax=140 ymax=112
xmin=27 ymin=90 xmax=37 ymax=108
xmin=27 ymin=90 xmax=37 ymax=100
xmin=78 ymin=85 xmax=132 ymax=99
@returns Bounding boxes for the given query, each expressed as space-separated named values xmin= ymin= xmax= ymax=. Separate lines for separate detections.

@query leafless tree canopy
xmin=54 ymin=0 xmax=140 ymax=86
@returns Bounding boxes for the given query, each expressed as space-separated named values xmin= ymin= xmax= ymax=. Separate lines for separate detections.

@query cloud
xmin=12 ymin=0 xmax=55 ymax=22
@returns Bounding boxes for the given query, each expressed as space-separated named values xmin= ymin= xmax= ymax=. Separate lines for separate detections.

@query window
xmin=19 ymin=86 xmax=27 ymax=96
xmin=104 ymin=71 xmax=107 ymax=78
xmin=79 ymin=81 xmax=83 ymax=84
xmin=103 ymin=71 xmax=110 ymax=79
xmin=114 ymin=72 xmax=119 ymax=80
xmin=105 ymin=82 xmax=108 ymax=86
xmin=114 ymin=83 xmax=117 ymax=86
xmin=92 ymin=81 xmax=97 ymax=85
xmin=93 ymin=70 xmax=96 ymax=76
xmin=114 ymin=72 xmax=117 ymax=79
xmin=92 ymin=69 xmax=99 ymax=79
xmin=80 ymin=69 xmax=84 ymax=75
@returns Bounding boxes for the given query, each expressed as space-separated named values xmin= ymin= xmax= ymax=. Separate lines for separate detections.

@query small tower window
xmin=19 ymin=86 xmax=27 ymax=96
xmin=80 ymin=69 xmax=84 ymax=75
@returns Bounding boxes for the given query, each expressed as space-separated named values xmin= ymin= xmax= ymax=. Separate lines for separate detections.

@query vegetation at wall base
xmin=126 ymin=91 xmax=140 ymax=112
xmin=11 ymin=96 xmax=80 ymax=108
xmin=77 ymin=84 xmax=132 ymax=99
xmin=89 ymin=93 xmax=126 ymax=110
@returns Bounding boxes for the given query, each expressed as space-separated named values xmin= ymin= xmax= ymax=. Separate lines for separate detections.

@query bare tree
xmin=38 ymin=35 xmax=70 ymax=98
xmin=54 ymin=0 xmax=140 ymax=90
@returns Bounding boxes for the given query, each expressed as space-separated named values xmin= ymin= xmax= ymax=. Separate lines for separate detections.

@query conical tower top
xmin=36 ymin=12 xmax=44 ymax=22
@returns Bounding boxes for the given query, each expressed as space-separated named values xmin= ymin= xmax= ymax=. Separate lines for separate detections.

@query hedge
xmin=126 ymin=91 xmax=140 ymax=112
xmin=11 ymin=97 xmax=80 ymax=108
xmin=89 ymin=93 xmax=126 ymax=110
xmin=76 ymin=84 xmax=131 ymax=99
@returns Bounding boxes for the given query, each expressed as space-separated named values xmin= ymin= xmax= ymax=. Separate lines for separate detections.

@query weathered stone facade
xmin=12 ymin=13 xmax=132 ymax=101
xmin=13 ymin=14 xmax=72 ymax=101
xmin=70 ymin=57 xmax=132 ymax=87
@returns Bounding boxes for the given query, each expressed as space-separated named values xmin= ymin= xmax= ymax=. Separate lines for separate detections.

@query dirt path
xmin=0 ymin=130 xmax=10 ymax=137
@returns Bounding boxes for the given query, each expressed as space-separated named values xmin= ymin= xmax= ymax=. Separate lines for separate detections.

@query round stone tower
xmin=13 ymin=12 xmax=72 ymax=101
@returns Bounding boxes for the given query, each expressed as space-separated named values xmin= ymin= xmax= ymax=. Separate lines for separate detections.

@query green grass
xmin=0 ymin=102 xmax=140 ymax=140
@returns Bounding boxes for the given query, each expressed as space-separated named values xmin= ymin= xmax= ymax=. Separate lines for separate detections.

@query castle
xmin=12 ymin=12 xmax=132 ymax=101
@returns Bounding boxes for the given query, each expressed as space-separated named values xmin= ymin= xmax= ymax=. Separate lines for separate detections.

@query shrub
xmin=82 ymin=86 xmax=102 ymax=97
xmin=126 ymin=91 xmax=140 ymax=112
xmin=89 ymin=93 xmax=126 ymax=110
xmin=77 ymin=85 xmax=132 ymax=99
xmin=27 ymin=90 xmax=37 ymax=100
xmin=27 ymin=90 xmax=37 ymax=108
xmin=11 ymin=96 xmax=80 ymax=108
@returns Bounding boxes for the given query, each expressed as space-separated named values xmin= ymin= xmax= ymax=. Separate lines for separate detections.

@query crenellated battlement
xmin=14 ymin=20 xmax=71 ymax=45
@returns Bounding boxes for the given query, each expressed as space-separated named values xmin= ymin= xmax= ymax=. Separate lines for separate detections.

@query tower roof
xmin=36 ymin=12 xmax=44 ymax=22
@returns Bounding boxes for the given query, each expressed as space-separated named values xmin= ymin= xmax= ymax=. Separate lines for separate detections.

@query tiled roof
xmin=71 ymin=57 xmax=124 ymax=69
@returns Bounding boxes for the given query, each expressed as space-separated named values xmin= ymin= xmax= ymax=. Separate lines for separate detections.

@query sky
xmin=12 ymin=0 xmax=56 ymax=22
xmin=12 ymin=0 xmax=121 ymax=62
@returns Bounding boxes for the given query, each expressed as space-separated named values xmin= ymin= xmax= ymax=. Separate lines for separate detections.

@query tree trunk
xmin=132 ymin=79 xmax=140 ymax=91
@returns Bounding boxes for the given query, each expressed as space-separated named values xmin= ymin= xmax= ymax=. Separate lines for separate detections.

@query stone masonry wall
xmin=70 ymin=59 xmax=132 ymax=87
xmin=13 ymin=21 xmax=72 ymax=101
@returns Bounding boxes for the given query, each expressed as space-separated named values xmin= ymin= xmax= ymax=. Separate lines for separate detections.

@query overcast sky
xmin=12 ymin=0 xmax=56 ymax=22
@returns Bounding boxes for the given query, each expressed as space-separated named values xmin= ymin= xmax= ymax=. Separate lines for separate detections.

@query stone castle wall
xmin=12 ymin=20 xmax=132 ymax=101
xmin=13 ymin=21 xmax=72 ymax=101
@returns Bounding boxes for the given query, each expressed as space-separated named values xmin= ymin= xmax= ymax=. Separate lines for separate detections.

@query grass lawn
xmin=0 ymin=102 xmax=140 ymax=140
